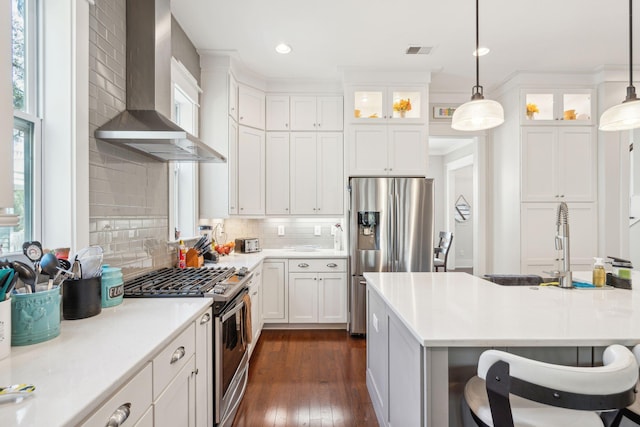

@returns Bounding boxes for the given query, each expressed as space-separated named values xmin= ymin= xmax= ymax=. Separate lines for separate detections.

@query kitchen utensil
xmin=40 ymin=253 xmax=76 ymax=283
xmin=0 ymin=270 xmax=15 ymax=300
xmin=22 ymin=241 xmax=43 ymax=264
xmin=11 ymin=261 xmax=36 ymax=294
xmin=71 ymin=258 xmax=82 ymax=279
xmin=72 ymin=246 xmax=103 ymax=279
xmin=0 ymin=384 xmax=35 ymax=396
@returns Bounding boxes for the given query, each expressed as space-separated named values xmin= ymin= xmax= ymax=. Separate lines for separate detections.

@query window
xmin=170 ymin=58 xmax=201 ymax=240
xmin=6 ymin=0 xmax=40 ymax=254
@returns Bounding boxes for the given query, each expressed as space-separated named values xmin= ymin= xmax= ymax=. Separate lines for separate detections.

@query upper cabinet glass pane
xmin=563 ymin=93 xmax=591 ymax=121
xmin=354 ymin=91 xmax=383 ymax=119
xmin=391 ymin=90 xmax=421 ymax=119
xmin=525 ymin=94 xmax=554 ymax=120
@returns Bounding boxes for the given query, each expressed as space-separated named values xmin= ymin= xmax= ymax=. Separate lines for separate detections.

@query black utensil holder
xmin=62 ymin=276 xmax=102 ymax=320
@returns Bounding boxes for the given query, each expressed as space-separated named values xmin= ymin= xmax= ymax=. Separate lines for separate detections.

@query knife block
xmin=186 ymin=248 xmax=204 ymax=268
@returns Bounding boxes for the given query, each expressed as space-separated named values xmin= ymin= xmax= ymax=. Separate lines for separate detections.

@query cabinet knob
xmin=327 ymin=263 xmax=338 ymax=268
xmin=560 ymin=195 xmax=565 ymax=198
xmin=285 ymin=208 xmax=289 ymax=211
xmin=230 ymin=206 xmax=235 ymax=209
xmin=106 ymin=403 xmax=131 ymax=427
xmin=240 ymin=116 xmax=244 ymax=120
xmin=200 ymin=313 xmax=211 ymax=324
xmin=314 ymin=277 xmax=317 ymax=280
xmin=313 ymin=123 xmax=317 ymax=127
xmin=191 ymin=368 xmax=199 ymax=376
xmin=285 ymin=123 xmax=289 ymax=127
xmin=170 ymin=346 xmax=186 ymax=364
xmin=317 ymin=123 xmax=321 ymax=127
xmin=231 ymin=107 xmax=235 ymax=111
xmin=298 ymin=263 xmax=309 ymax=268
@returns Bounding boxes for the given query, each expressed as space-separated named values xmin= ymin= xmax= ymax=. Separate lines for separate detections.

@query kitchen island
xmin=364 ymin=271 xmax=640 ymax=427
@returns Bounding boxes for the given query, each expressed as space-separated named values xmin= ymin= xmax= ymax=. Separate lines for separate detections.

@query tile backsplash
xmin=88 ymin=0 xmax=172 ymax=280
xmin=221 ymin=218 xmax=343 ymax=250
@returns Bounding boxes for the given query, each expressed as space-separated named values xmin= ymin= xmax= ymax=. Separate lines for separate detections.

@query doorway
xmin=428 ymin=123 xmax=487 ymax=276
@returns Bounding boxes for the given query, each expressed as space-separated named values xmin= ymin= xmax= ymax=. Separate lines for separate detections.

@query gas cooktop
xmin=123 ymin=266 xmax=239 ymax=298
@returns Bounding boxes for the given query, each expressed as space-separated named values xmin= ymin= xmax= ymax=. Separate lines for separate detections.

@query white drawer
xmin=288 ymin=258 xmax=346 ymax=273
xmin=152 ymin=322 xmax=196 ymax=399
xmin=82 ymin=363 xmax=152 ymax=427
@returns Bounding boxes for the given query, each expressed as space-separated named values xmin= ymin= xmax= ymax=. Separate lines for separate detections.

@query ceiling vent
xmin=405 ymin=46 xmax=433 ymax=55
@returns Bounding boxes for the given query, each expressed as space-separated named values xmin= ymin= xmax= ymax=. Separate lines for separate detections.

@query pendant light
xmin=451 ymin=0 xmax=504 ymax=131
xmin=599 ymin=0 xmax=640 ymax=131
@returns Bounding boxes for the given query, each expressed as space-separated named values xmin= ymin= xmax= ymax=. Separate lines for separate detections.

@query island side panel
xmin=367 ymin=284 xmax=390 ymax=426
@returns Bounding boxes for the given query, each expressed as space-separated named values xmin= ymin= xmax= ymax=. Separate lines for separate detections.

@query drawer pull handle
xmin=327 ymin=263 xmax=338 ymax=268
xmin=170 ymin=346 xmax=186 ymax=364
xmin=200 ymin=313 xmax=211 ymax=325
xmin=298 ymin=263 xmax=309 ymax=268
xmin=106 ymin=403 xmax=131 ymax=427
xmin=359 ymin=280 xmax=367 ymax=286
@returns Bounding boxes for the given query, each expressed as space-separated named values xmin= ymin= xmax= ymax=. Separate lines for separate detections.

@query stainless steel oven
xmin=123 ymin=266 xmax=253 ymax=427
xmin=215 ymin=288 xmax=249 ymax=427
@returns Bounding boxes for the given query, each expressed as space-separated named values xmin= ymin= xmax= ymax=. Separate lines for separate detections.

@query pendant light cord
xmin=630 ymin=0 xmax=634 ymax=87
xmin=471 ymin=0 xmax=484 ymax=99
xmin=627 ymin=0 xmax=638 ymax=101
xmin=476 ymin=0 xmax=480 ymax=89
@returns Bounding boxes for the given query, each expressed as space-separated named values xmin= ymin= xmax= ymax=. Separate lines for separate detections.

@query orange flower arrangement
xmin=393 ymin=98 xmax=412 ymax=112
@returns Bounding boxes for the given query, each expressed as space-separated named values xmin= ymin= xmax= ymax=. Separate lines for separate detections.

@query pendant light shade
xmin=599 ymin=0 xmax=640 ymax=131
xmin=451 ymin=0 xmax=504 ymax=131
xmin=451 ymin=98 xmax=505 ymax=131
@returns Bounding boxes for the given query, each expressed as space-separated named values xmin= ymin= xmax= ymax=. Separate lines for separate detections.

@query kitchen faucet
xmin=553 ymin=202 xmax=573 ymax=288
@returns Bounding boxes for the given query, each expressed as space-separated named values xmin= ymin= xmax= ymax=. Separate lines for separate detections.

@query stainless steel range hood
xmin=94 ymin=0 xmax=225 ymax=163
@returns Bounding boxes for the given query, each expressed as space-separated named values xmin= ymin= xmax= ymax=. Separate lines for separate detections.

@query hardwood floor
xmin=232 ymin=329 xmax=378 ymax=427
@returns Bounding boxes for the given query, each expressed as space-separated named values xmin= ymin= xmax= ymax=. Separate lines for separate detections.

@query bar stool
xmin=463 ymin=344 xmax=638 ymax=427
xmin=606 ymin=345 xmax=640 ymax=427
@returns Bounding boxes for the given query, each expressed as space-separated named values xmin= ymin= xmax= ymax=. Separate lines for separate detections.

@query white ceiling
xmin=171 ymin=0 xmax=634 ymax=93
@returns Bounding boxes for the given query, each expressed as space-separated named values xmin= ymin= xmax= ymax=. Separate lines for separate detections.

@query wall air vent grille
xmin=405 ymin=46 xmax=433 ymax=55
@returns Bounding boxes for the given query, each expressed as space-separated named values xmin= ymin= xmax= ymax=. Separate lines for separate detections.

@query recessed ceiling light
xmin=473 ymin=47 xmax=490 ymax=56
xmin=275 ymin=43 xmax=292 ymax=54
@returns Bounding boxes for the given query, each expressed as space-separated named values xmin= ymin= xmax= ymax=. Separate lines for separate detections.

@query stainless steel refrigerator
xmin=348 ymin=177 xmax=434 ymax=335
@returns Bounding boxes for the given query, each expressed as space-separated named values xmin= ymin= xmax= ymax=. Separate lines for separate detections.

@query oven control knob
xmin=237 ymin=267 xmax=249 ymax=277
xmin=213 ymin=285 xmax=227 ymax=294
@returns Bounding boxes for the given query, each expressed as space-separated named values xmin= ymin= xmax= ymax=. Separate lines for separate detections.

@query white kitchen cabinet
xmin=248 ymin=262 xmax=263 ymax=358
xmin=237 ymin=125 xmax=265 ymax=215
xmin=238 ymin=84 xmax=265 ymax=130
xmin=81 ymin=363 xmax=153 ymax=427
xmin=265 ymin=132 xmax=290 ymax=215
xmin=290 ymin=132 xmax=343 ymax=215
xmin=262 ymin=260 xmax=288 ymax=323
xmin=317 ymin=272 xmax=348 ymax=323
xmin=521 ymin=202 xmax=597 ymax=275
xmin=154 ymin=355 xmax=197 ymax=427
xmin=347 ymin=85 xmax=426 ymax=123
xmin=288 ymin=259 xmax=347 ymax=324
xmin=290 ymin=95 xmax=343 ymax=131
xmin=289 ymin=273 xmax=319 ymax=323
xmin=349 ymin=124 xmax=427 ymax=176
xmin=195 ymin=308 xmax=213 ymax=427
xmin=228 ymin=74 xmax=238 ymax=121
xmin=522 ymin=88 xmax=593 ymax=123
xmin=228 ymin=118 xmax=238 ymax=215
xmin=521 ymin=126 xmax=596 ymax=202
xmin=266 ymin=95 xmax=290 ymax=130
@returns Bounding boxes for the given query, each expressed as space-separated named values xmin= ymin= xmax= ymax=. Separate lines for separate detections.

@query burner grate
xmin=123 ymin=266 xmax=235 ymax=297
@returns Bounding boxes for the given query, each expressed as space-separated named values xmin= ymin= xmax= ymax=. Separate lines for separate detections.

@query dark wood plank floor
xmin=232 ymin=329 xmax=378 ymax=427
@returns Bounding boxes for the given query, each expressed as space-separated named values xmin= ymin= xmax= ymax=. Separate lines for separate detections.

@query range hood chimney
xmin=94 ymin=0 xmax=225 ymax=163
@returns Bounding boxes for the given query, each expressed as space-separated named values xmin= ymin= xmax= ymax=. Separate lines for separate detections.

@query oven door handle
xmin=221 ymin=299 xmax=245 ymax=323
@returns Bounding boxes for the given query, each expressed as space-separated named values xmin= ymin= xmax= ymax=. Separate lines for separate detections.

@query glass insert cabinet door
xmin=353 ymin=87 xmax=422 ymax=120
xmin=524 ymin=90 xmax=592 ymax=122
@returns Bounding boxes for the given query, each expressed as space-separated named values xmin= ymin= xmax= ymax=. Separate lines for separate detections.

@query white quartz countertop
xmin=364 ymin=271 xmax=640 ymax=347
xmin=0 ymin=298 xmax=211 ymax=427
xmin=213 ymin=248 xmax=348 ymax=270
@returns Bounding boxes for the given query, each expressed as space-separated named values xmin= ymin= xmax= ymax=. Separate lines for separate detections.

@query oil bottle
xmin=178 ymin=240 xmax=187 ymax=269
xmin=592 ymin=257 xmax=606 ymax=287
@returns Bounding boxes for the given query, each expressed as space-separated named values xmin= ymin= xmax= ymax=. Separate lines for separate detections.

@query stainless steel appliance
xmin=235 ymin=238 xmax=261 ymax=253
xmin=123 ymin=266 xmax=253 ymax=426
xmin=348 ymin=177 xmax=435 ymax=335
